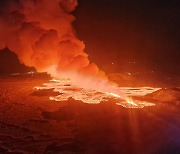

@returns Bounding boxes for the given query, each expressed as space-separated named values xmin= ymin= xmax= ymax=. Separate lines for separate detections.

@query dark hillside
xmin=0 ymin=48 xmax=36 ymax=75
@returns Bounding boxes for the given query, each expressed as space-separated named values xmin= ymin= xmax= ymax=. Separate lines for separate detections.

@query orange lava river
xmin=34 ymin=79 xmax=161 ymax=108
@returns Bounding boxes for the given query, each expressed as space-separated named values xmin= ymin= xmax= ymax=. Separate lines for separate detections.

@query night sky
xmin=74 ymin=0 xmax=180 ymax=76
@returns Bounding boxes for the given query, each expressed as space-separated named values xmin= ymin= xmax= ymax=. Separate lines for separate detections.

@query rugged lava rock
xmin=144 ymin=88 xmax=180 ymax=103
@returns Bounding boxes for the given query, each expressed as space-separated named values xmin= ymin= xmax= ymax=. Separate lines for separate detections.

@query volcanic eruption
xmin=0 ymin=0 xmax=112 ymax=88
xmin=0 ymin=0 xmax=103 ymax=76
xmin=0 ymin=0 xmax=158 ymax=108
xmin=1 ymin=1 xmax=180 ymax=153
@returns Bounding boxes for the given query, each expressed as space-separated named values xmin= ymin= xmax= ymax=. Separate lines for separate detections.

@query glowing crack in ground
xmin=34 ymin=79 xmax=161 ymax=108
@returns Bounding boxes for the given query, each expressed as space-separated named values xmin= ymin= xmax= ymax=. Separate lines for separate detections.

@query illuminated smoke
xmin=0 ymin=0 xmax=118 ymax=93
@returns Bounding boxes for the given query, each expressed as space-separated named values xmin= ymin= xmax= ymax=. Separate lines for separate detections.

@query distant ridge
xmin=0 ymin=48 xmax=36 ymax=75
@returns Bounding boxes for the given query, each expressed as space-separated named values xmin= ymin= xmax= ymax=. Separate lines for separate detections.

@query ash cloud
xmin=0 ymin=0 xmax=103 ymax=75
xmin=0 ymin=0 xmax=119 ymax=93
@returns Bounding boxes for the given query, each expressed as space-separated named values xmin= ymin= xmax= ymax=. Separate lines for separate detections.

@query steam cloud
xmin=0 ymin=0 xmax=119 ymax=93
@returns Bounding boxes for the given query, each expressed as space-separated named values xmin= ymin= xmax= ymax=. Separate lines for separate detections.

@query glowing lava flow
xmin=124 ymin=98 xmax=138 ymax=106
xmin=106 ymin=92 xmax=155 ymax=108
xmin=34 ymin=79 xmax=161 ymax=108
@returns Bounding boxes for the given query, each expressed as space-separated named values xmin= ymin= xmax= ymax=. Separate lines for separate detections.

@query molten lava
xmin=35 ymin=79 xmax=160 ymax=108
xmin=0 ymin=0 xmax=160 ymax=106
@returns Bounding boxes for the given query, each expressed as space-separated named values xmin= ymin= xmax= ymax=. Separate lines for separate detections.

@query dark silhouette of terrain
xmin=0 ymin=48 xmax=36 ymax=75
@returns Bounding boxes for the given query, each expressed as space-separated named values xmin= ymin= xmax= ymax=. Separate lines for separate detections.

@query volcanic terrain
xmin=0 ymin=72 xmax=180 ymax=154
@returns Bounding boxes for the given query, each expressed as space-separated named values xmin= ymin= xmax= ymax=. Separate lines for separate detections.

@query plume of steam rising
xmin=0 ymin=0 xmax=121 ymax=94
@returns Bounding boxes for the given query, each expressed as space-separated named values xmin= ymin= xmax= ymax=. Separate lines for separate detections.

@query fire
xmin=34 ymin=78 xmax=160 ymax=108
xmin=0 ymin=0 xmax=161 ymax=108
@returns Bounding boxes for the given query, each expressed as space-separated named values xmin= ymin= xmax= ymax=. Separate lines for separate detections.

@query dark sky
xmin=73 ymin=0 xmax=180 ymax=76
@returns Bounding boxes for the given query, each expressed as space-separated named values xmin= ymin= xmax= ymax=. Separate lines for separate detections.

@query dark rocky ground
xmin=0 ymin=74 xmax=180 ymax=154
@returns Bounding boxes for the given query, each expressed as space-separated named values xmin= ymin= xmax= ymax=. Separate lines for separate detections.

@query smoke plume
xmin=0 ymin=0 xmax=119 ymax=93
